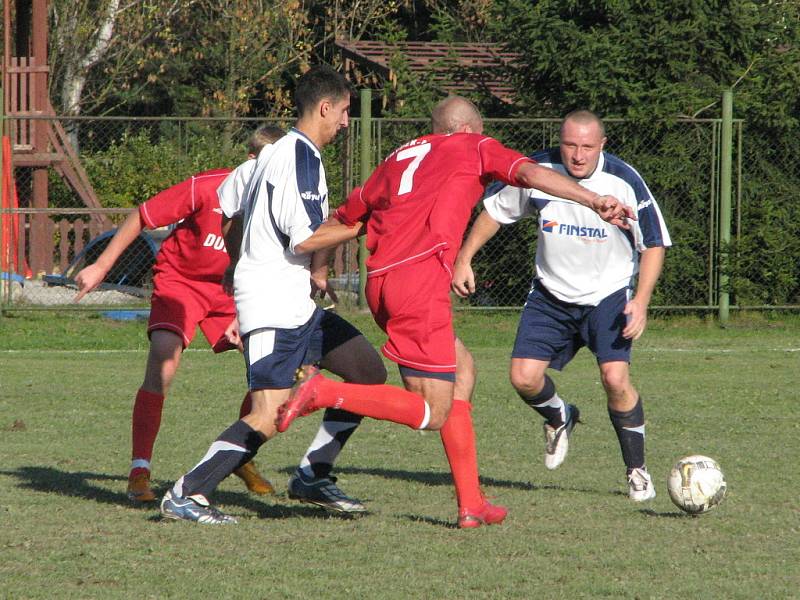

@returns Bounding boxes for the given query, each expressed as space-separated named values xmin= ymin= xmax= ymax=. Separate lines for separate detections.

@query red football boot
xmin=276 ymin=366 xmax=324 ymax=433
xmin=457 ymin=498 xmax=508 ymax=529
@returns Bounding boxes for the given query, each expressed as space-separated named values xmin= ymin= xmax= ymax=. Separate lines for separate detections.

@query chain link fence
xmin=1 ymin=114 xmax=798 ymax=312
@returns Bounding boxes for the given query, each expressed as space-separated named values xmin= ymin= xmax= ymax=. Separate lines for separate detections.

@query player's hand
xmin=451 ymin=261 xmax=476 ymax=298
xmin=222 ymin=264 xmax=236 ymax=296
xmin=593 ymin=195 xmax=636 ymax=229
xmin=310 ymin=275 xmax=340 ymax=307
xmin=224 ymin=317 xmax=243 ymax=352
xmin=73 ymin=263 xmax=108 ymax=302
xmin=623 ymin=298 xmax=648 ymax=340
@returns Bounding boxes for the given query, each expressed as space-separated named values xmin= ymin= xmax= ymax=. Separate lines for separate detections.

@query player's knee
xmin=509 ymin=368 xmax=544 ymax=396
xmin=600 ymin=368 xmax=629 ymax=394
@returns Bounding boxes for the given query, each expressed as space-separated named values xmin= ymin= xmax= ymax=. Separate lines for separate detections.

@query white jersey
xmin=218 ymin=158 xmax=256 ymax=217
xmin=483 ymin=150 xmax=671 ymax=306
xmin=231 ymin=128 xmax=328 ymax=333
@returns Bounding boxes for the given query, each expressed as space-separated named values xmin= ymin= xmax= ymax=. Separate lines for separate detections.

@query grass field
xmin=1 ymin=310 xmax=798 ymax=599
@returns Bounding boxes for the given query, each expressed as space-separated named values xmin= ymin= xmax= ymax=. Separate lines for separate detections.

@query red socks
xmin=130 ymin=388 xmax=165 ymax=475
xmin=440 ymin=398 xmax=483 ymax=510
xmin=315 ymin=377 xmax=429 ymax=429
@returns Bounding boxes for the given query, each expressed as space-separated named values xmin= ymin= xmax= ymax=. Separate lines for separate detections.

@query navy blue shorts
xmin=511 ymin=282 xmax=632 ymax=370
xmin=243 ymin=308 xmax=361 ymax=390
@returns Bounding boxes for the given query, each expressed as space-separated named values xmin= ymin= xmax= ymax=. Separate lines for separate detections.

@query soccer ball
xmin=667 ymin=455 xmax=727 ymax=514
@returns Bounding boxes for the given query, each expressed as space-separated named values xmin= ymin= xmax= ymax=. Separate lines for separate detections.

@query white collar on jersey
xmin=289 ymin=127 xmax=321 ymax=155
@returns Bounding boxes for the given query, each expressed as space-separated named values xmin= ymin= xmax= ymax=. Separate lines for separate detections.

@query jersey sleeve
xmin=477 ymin=137 xmax=534 ymax=186
xmin=218 ymin=159 xmax=255 ymax=218
xmin=334 ymin=186 xmax=371 ymax=225
xmin=138 ymin=177 xmax=196 ymax=229
xmin=631 ymin=178 xmax=672 ymax=251
xmin=271 ymin=159 xmax=327 ymax=254
xmin=483 ymin=184 xmax=536 ymax=225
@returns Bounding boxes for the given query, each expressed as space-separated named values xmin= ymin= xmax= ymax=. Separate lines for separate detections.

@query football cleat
xmin=543 ymin=404 xmax=580 ymax=470
xmin=458 ymin=497 xmax=508 ymax=529
xmin=127 ymin=471 xmax=156 ymax=503
xmin=287 ymin=471 xmax=367 ymax=514
xmin=159 ymin=490 xmax=237 ymax=524
xmin=275 ymin=366 xmax=324 ymax=433
xmin=628 ymin=467 xmax=656 ymax=502
xmin=233 ymin=461 xmax=275 ymax=495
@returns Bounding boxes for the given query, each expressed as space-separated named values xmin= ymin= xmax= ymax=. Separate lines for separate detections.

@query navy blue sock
xmin=179 ymin=420 xmax=265 ymax=499
xmin=608 ymin=397 xmax=646 ymax=470
xmin=300 ymin=408 xmax=362 ymax=479
xmin=518 ymin=375 xmax=566 ymax=428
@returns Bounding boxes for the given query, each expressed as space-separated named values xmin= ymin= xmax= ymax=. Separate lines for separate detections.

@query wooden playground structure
xmin=2 ymin=0 xmax=107 ymax=277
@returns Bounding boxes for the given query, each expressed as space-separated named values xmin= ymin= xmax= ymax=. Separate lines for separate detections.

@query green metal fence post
xmin=358 ymin=89 xmax=372 ymax=309
xmin=718 ymin=89 xmax=733 ymax=325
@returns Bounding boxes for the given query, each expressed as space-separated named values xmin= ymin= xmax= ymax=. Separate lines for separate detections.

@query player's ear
xmin=600 ymin=136 xmax=607 ymax=151
xmin=319 ymin=99 xmax=331 ymax=118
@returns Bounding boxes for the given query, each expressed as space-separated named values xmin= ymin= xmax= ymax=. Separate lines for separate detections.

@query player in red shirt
xmin=277 ymin=96 xmax=633 ymax=528
xmin=74 ymin=127 xmax=280 ymax=503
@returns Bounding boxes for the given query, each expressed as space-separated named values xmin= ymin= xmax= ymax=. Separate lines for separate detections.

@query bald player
xmin=452 ymin=109 xmax=671 ymax=502
xmin=276 ymin=97 xmax=633 ymax=528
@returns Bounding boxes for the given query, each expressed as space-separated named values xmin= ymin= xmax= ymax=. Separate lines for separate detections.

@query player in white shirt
xmin=453 ymin=110 xmax=671 ymax=502
xmin=160 ymin=66 xmax=384 ymax=523
xmin=218 ymin=125 xmax=382 ymax=516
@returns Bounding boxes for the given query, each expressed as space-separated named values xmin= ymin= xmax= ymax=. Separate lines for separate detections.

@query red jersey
xmin=139 ymin=169 xmax=232 ymax=282
xmin=335 ymin=133 xmax=532 ymax=275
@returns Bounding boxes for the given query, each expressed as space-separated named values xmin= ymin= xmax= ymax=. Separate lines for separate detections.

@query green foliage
xmin=49 ymin=128 xmax=245 ymax=209
xmin=490 ymin=0 xmax=800 ymax=124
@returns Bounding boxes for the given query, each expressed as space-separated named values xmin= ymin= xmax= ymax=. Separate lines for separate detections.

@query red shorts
xmin=148 ymin=271 xmax=237 ymax=353
xmin=366 ymin=255 xmax=456 ymax=373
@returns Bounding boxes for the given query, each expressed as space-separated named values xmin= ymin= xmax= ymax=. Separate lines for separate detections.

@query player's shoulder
xmin=600 ymin=152 xmax=646 ymax=186
xmin=191 ymin=168 xmax=233 ymax=187
xmin=194 ymin=168 xmax=232 ymax=178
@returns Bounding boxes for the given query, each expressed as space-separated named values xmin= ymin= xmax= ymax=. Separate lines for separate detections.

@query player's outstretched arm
xmin=515 ymin=162 xmax=634 ymax=228
xmin=293 ymin=217 xmax=363 ymax=254
xmin=452 ymin=210 xmax=502 ymax=298
xmin=74 ymin=210 xmax=145 ymax=302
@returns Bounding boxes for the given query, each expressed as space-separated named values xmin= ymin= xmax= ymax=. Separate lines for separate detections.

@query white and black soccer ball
xmin=667 ymin=455 xmax=727 ymax=514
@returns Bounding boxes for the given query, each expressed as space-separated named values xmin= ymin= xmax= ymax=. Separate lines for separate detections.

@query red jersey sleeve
xmin=138 ymin=177 xmax=197 ymax=229
xmin=334 ymin=185 xmax=371 ymax=225
xmin=476 ymin=137 xmax=535 ymax=186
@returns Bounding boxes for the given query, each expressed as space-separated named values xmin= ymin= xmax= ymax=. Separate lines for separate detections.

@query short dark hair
xmin=247 ymin=125 xmax=284 ymax=155
xmin=294 ymin=65 xmax=352 ymax=117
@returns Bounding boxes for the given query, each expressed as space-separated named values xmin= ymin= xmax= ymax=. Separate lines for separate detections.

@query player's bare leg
xmin=511 ymin=357 xmax=579 ymax=470
xmin=600 ymin=361 xmax=653 ymax=501
xmin=128 ymin=329 xmax=183 ymax=502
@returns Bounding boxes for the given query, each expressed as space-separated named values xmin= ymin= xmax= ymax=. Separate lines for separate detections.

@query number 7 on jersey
xmin=396 ymin=142 xmax=431 ymax=195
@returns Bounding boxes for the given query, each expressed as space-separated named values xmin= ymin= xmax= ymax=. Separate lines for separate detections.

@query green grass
xmin=1 ymin=311 xmax=799 ymax=599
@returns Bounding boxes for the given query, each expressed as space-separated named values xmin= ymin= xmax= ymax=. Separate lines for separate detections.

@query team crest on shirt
xmin=542 ymin=220 xmax=558 ymax=232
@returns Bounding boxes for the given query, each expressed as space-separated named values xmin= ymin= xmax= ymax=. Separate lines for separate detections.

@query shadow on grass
xmin=399 ymin=513 xmax=458 ymax=529
xmin=274 ymin=464 xmax=617 ymax=498
xmin=640 ymin=507 xmax=697 ymax=518
xmin=0 ymin=465 xmax=354 ymax=521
